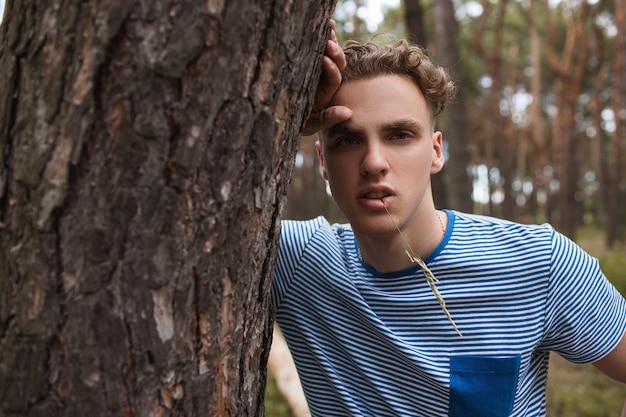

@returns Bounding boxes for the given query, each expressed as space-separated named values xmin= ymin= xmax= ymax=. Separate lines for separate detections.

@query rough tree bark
xmin=0 ymin=0 xmax=335 ymax=416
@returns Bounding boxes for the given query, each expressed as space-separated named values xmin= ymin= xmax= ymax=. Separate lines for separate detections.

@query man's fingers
xmin=313 ymin=55 xmax=342 ymax=110
xmin=303 ymin=105 xmax=352 ymax=137
xmin=330 ymin=27 xmax=338 ymax=45
xmin=326 ymin=38 xmax=346 ymax=72
xmin=313 ymin=41 xmax=345 ymax=111
xmin=305 ymin=19 xmax=347 ymax=134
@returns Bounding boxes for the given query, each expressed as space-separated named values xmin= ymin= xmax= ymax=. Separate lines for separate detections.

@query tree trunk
xmin=0 ymin=0 xmax=335 ymax=416
xmin=473 ymin=0 xmax=509 ymax=218
xmin=545 ymin=0 xmax=589 ymax=239
xmin=500 ymin=44 xmax=519 ymax=221
xmin=285 ymin=136 xmax=336 ymax=221
xmin=404 ymin=0 xmax=427 ymax=46
xmin=609 ymin=0 xmax=626 ymax=246
xmin=431 ymin=0 xmax=473 ymax=213
xmin=588 ymin=11 xmax=611 ymax=240
xmin=526 ymin=0 xmax=550 ymax=223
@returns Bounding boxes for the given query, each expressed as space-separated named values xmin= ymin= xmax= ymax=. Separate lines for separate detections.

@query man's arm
xmin=302 ymin=21 xmax=352 ymax=136
xmin=593 ymin=329 xmax=626 ymax=383
xmin=593 ymin=326 xmax=626 ymax=416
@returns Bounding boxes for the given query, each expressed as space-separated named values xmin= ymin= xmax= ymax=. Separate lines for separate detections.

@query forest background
xmin=272 ymin=0 xmax=626 ymax=416
xmin=287 ymin=0 xmax=626 ymax=246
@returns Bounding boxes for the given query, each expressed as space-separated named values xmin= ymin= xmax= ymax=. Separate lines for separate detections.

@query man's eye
xmin=336 ymin=137 xmax=359 ymax=146
xmin=391 ymin=132 xmax=411 ymax=140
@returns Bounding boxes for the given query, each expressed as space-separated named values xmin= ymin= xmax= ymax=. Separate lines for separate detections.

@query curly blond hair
xmin=341 ymin=39 xmax=456 ymax=118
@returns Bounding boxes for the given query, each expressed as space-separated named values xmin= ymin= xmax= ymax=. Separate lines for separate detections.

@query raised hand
xmin=303 ymin=21 xmax=352 ymax=136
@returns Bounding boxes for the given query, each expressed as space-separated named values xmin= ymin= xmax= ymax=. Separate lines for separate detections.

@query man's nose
xmin=360 ymin=140 xmax=389 ymax=177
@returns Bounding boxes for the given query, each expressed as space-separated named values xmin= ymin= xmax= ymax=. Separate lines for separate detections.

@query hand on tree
xmin=303 ymin=20 xmax=352 ymax=136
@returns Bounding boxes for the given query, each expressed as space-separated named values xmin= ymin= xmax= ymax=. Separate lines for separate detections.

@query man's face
xmin=316 ymin=74 xmax=444 ymax=238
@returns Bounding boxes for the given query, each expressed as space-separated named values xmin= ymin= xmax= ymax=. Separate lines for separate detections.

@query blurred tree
xmin=285 ymin=136 xmax=344 ymax=223
xmin=473 ymin=0 xmax=510 ymax=217
xmin=545 ymin=0 xmax=590 ymax=239
xmin=432 ymin=0 xmax=474 ymax=213
xmin=0 ymin=0 xmax=335 ymax=415
xmin=404 ymin=0 xmax=427 ymax=44
xmin=608 ymin=0 xmax=626 ymax=246
xmin=588 ymin=0 xmax=613 ymax=244
xmin=525 ymin=0 xmax=550 ymax=223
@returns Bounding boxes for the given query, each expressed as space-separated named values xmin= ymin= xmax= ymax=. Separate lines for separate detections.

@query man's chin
xmin=348 ymin=217 xmax=398 ymax=239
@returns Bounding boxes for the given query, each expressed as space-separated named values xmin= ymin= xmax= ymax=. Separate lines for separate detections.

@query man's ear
xmin=315 ymin=140 xmax=329 ymax=180
xmin=430 ymin=131 xmax=445 ymax=174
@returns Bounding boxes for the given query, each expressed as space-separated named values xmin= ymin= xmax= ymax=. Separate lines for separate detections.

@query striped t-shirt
xmin=272 ymin=210 xmax=626 ymax=417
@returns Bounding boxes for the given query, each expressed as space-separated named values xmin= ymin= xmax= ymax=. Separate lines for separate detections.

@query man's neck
xmin=356 ymin=210 xmax=447 ymax=274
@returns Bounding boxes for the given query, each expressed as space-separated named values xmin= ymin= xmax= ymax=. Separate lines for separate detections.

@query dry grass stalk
xmin=382 ymin=201 xmax=462 ymax=336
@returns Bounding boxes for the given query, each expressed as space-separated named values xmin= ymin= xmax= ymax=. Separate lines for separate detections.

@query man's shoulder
xmin=451 ymin=210 xmax=553 ymax=234
xmin=280 ymin=216 xmax=354 ymax=247
xmin=282 ymin=216 xmax=352 ymax=235
xmin=448 ymin=210 xmax=556 ymax=252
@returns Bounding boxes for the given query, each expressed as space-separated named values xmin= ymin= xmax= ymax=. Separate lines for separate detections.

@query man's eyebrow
xmin=382 ymin=118 xmax=425 ymax=133
xmin=325 ymin=123 xmax=361 ymax=138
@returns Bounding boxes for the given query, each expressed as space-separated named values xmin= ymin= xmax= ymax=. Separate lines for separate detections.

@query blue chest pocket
xmin=448 ymin=355 xmax=521 ymax=417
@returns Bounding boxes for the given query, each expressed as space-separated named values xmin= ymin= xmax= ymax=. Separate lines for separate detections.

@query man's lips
xmin=358 ymin=188 xmax=395 ymax=209
xmin=363 ymin=191 xmax=390 ymax=199
xmin=359 ymin=186 xmax=394 ymax=199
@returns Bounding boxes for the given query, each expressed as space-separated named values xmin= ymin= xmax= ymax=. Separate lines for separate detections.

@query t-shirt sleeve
xmin=540 ymin=228 xmax=626 ymax=363
xmin=271 ymin=216 xmax=329 ymax=309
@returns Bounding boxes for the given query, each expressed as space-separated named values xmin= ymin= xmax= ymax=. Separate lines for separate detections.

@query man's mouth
xmin=364 ymin=192 xmax=389 ymax=199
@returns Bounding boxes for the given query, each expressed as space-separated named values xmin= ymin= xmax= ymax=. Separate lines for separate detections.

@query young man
xmin=271 ymin=29 xmax=626 ymax=416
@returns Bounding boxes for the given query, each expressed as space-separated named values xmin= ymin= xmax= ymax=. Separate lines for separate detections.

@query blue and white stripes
xmin=272 ymin=210 xmax=626 ymax=416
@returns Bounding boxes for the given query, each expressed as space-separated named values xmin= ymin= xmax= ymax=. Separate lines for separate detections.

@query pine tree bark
xmin=0 ymin=0 xmax=335 ymax=415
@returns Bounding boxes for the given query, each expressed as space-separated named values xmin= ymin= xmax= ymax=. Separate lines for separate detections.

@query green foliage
xmin=547 ymin=355 xmax=626 ymax=417
xmin=264 ymin=375 xmax=294 ymax=417
xmin=597 ymin=249 xmax=626 ymax=295
xmin=576 ymin=225 xmax=626 ymax=295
